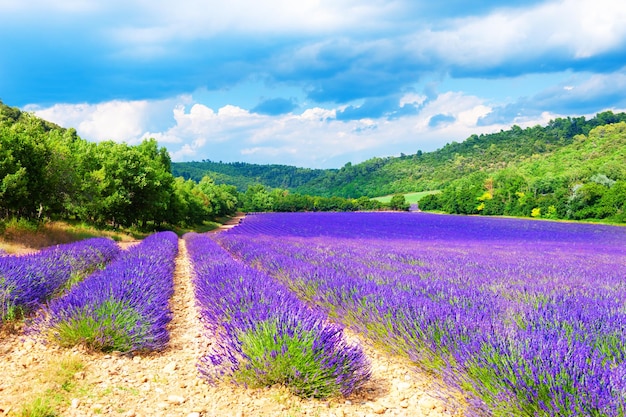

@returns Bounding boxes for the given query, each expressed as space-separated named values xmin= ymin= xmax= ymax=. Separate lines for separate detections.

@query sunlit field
xmin=3 ymin=212 xmax=625 ymax=415
xmin=213 ymin=212 xmax=626 ymax=416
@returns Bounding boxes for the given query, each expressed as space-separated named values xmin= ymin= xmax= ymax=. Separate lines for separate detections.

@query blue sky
xmin=2 ymin=0 xmax=626 ymax=168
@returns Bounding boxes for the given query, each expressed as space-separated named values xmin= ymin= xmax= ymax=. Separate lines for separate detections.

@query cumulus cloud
xmin=147 ymin=91 xmax=501 ymax=167
xmin=29 ymin=101 xmax=150 ymax=143
xmin=27 ymin=87 xmax=554 ymax=168
xmin=27 ymin=96 xmax=191 ymax=143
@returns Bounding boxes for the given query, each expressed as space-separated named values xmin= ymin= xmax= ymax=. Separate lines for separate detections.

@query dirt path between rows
xmin=0 ymin=221 xmax=463 ymax=417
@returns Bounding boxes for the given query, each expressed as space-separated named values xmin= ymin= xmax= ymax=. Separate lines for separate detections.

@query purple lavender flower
xmin=0 ymin=237 xmax=120 ymax=323
xmin=33 ymin=232 xmax=178 ymax=352
xmin=185 ymin=232 xmax=371 ymax=398
xmin=214 ymin=212 xmax=626 ymax=415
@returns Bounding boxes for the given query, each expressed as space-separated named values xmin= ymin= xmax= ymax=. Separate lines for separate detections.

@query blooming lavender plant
xmin=0 ymin=238 xmax=120 ymax=323
xmin=216 ymin=212 xmax=626 ymax=416
xmin=185 ymin=232 xmax=371 ymax=399
xmin=35 ymin=231 xmax=178 ymax=352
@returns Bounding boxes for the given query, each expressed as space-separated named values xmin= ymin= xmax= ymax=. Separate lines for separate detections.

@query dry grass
xmin=17 ymin=353 xmax=87 ymax=417
xmin=0 ymin=220 xmax=136 ymax=254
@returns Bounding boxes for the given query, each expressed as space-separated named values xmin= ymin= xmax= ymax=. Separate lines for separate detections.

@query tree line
xmin=0 ymin=102 xmax=400 ymax=231
xmin=0 ymin=102 xmax=243 ymax=229
xmin=172 ymin=160 xmax=331 ymax=191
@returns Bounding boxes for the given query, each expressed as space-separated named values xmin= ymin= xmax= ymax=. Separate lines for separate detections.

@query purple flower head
xmin=33 ymin=231 xmax=177 ymax=352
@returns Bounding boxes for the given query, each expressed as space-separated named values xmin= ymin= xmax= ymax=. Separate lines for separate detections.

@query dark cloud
xmin=251 ymin=97 xmax=298 ymax=115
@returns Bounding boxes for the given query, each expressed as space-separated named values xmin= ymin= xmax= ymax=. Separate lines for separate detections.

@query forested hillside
xmin=173 ymin=111 xmax=626 ymax=223
xmin=171 ymin=160 xmax=332 ymax=191
xmin=421 ymin=121 xmax=626 ymax=222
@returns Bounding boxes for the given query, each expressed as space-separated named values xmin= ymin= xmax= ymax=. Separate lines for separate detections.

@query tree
xmin=198 ymin=176 xmax=239 ymax=217
xmin=0 ymin=125 xmax=51 ymax=218
xmin=242 ymin=185 xmax=274 ymax=212
xmin=389 ymin=194 xmax=409 ymax=211
xmin=76 ymin=139 xmax=175 ymax=228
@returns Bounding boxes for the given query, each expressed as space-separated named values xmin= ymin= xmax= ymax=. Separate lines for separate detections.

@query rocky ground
xmin=0 ymin=222 xmax=465 ymax=417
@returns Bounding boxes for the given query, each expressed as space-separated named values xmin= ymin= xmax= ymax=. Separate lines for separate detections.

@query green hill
xmin=171 ymin=160 xmax=332 ymax=192
xmin=173 ymin=111 xmax=626 ymax=222
xmin=293 ymin=112 xmax=626 ymax=198
xmin=419 ymin=120 xmax=626 ymax=222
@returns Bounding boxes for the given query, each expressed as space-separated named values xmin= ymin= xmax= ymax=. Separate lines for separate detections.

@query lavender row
xmin=0 ymin=238 xmax=121 ymax=323
xmin=33 ymin=231 xmax=178 ymax=352
xmin=217 ymin=212 xmax=626 ymax=416
xmin=185 ymin=232 xmax=370 ymax=399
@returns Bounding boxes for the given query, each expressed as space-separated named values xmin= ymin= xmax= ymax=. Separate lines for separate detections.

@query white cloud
xmin=411 ymin=0 xmax=626 ymax=68
xmin=158 ymin=91 xmax=522 ymax=167
xmin=28 ymin=96 xmax=191 ymax=144
xmin=30 ymin=101 xmax=148 ymax=143
xmin=26 ymin=86 xmax=573 ymax=169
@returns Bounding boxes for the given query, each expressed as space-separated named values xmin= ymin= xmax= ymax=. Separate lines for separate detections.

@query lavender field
xmin=33 ymin=231 xmax=178 ymax=352
xmin=214 ymin=212 xmax=626 ymax=416
xmin=0 ymin=238 xmax=120 ymax=324
xmin=186 ymin=232 xmax=370 ymax=399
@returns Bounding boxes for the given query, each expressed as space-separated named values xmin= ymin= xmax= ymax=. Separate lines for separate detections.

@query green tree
xmin=76 ymin=139 xmax=175 ymax=228
xmin=243 ymin=185 xmax=275 ymax=212
xmin=389 ymin=194 xmax=409 ymax=211
xmin=198 ymin=176 xmax=239 ymax=217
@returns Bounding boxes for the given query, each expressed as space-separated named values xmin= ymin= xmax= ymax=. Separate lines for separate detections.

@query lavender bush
xmin=216 ymin=212 xmax=626 ymax=416
xmin=35 ymin=231 xmax=178 ymax=352
xmin=185 ymin=232 xmax=371 ymax=399
xmin=0 ymin=238 xmax=120 ymax=323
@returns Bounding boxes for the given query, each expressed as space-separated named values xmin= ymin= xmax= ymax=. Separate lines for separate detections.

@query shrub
xmin=34 ymin=232 xmax=177 ymax=352
xmin=0 ymin=238 xmax=120 ymax=323
xmin=186 ymin=233 xmax=370 ymax=398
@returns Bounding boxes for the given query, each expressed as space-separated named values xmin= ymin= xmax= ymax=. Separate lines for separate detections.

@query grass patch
xmin=373 ymin=190 xmax=440 ymax=204
xmin=17 ymin=353 xmax=86 ymax=417
xmin=0 ymin=219 xmax=137 ymax=252
xmin=234 ymin=319 xmax=357 ymax=399
xmin=51 ymin=299 xmax=146 ymax=353
xmin=19 ymin=397 xmax=57 ymax=417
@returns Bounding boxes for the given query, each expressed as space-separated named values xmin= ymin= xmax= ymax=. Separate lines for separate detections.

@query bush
xmin=186 ymin=233 xmax=371 ymax=398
